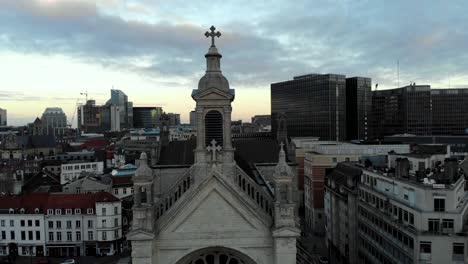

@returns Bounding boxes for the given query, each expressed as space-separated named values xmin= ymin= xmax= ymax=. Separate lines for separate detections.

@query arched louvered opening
xmin=205 ymin=110 xmax=223 ymax=146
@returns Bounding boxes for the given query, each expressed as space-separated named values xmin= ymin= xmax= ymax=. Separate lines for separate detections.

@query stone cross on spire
xmin=207 ymin=139 xmax=222 ymax=164
xmin=205 ymin=25 xmax=221 ymax=47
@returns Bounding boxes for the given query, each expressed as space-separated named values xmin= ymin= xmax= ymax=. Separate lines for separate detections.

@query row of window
xmin=359 ymin=189 xmax=415 ymax=226
xmin=100 ymin=207 xmax=119 ymax=216
xmin=63 ymin=164 xmax=97 ymax=171
xmin=359 ymin=207 xmax=414 ymax=251
xmin=113 ymin=187 xmax=134 ymax=195
xmin=1 ymin=219 xmax=40 ymax=228
xmin=419 ymin=241 xmax=464 ymax=261
xmin=46 ymin=208 xmax=93 ymax=215
xmin=358 ymin=222 xmax=413 ymax=264
xmin=0 ymin=230 xmax=41 ymax=241
xmin=428 ymin=218 xmax=454 ymax=233
xmin=47 ymin=230 xmax=119 ymax=241
xmin=48 ymin=231 xmax=81 ymax=241
xmin=48 ymin=220 xmax=82 ymax=229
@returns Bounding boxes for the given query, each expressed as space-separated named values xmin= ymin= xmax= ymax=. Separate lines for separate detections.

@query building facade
xmin=346 ymin=77 xmax=371 ymax=141
xmin=325 ymin=158 xmax=468 ymax=264
xmin=271 ymin=73 xmax=347 ymax=141
xmin=0 ymin=108 xmax=6 ymax=127
xmin=133 ymin=107 xmax=163 ymax=129
xmin=41 ymin=107 xmax=68 ymax=137
xmin=0 ymin=193 xmax=122 ymax=257
xmin=60 ymin=161 xmax=104 ymax=184
xmin=371 ymin=85 xmax=432 ymax=139
xmin=431 ymin=88 xmax=468 ymax=136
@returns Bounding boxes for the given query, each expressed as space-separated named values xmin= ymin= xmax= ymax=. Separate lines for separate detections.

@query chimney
xmin=444 ymin=158 xmax=459 ymax=183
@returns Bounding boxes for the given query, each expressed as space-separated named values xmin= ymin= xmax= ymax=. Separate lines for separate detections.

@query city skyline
xmin=1 ymin=0 xmax=468 ymax=125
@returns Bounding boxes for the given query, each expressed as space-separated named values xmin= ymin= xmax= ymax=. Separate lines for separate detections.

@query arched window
xmin=205 ymin=110 xmax=223 ymax=146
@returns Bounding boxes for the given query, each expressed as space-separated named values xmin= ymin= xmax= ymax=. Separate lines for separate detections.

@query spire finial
xmin=279 ymin=142 xmax=286 ymax=163
xmin=139 ymin=152 xmax=148 ymax=165
xmin=205 ymin=25 xmax=221 ymax=47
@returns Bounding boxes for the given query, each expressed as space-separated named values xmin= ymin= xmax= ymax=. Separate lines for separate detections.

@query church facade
xmin=127 ymin=26 xmax=300 ymax=264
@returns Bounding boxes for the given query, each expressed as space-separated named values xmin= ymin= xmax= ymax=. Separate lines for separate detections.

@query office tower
xmin=189 ymin=110 xmax=197 ymax=127
xmin=166 ymin=113 xmax=180 ymax=126
xmin=431 ymin=88 xmax=468 ymax=135
xmin=133 ymin=107 xmax=163 ymax=128
xmin=346 ymin=77 xmax=371 ymax=140
xmin=371 ymin=85 xmax=432 ymax=139
xmin=0 ymin=108 xmax=6 ymax=126
xmin=271 ymin=73 xmax=347 ymax=141
xmin=106 ymin=89 xmax=132 ymax=130
xmin=41 ymin=107 xmax=67 ymax=137
xmin=77 ymin=100 xmax=108 ymax=133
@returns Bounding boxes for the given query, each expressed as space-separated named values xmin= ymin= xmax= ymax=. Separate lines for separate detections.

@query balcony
xmin=419 ymin=253 xmax=431 ymax=261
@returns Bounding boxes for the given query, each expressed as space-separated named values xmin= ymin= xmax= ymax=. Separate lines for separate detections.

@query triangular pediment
xmin=157 ymin=171 xmax=272 ymax=237
xmin=272 ymin=226 xmax=301 ymax=238
xmin=192 ymin=87 xmax=234 ymax=101
xmin=127 ymin=229 xmax=155 ymax=241
xmin=173 ymin=188 xmax=257 ymax=233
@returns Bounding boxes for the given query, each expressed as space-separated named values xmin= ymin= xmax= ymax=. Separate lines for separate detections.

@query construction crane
xmin=80 ymin=91 xmax=88 ymax=102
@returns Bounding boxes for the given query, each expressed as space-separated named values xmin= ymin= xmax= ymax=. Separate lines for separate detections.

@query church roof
xmin=157 ymin=136 xmax=281 ymax=178
xmin=33 ymin=117 xmax=42 ymax=124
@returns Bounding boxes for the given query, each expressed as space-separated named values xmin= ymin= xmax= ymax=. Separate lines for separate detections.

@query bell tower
xmin=192 ymin=26 xmax=236 ymax=178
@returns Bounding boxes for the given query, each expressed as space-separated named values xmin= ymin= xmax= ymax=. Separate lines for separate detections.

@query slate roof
xmin=22 ymin=170 xmax=62 ymax=193
xmin=0 ymin=192 xmax=119 ymax=214
xmin=17 ymin=135 xmax=56 ymax=149
xmin=157 ymin=136 xmax=281 ymax=168
xmin=112 ymin=176 xmax=133 ymax=187
xmin=158 ymin=138 xmax=196 ymax=165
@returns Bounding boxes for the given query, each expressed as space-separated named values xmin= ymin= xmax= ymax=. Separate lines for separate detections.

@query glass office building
xmin=271 ymin=73 xmax=347 ymax=141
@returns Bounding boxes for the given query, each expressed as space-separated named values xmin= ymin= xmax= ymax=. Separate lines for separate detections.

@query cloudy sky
xmin=1 ymin=0 xmax=467 ymax=126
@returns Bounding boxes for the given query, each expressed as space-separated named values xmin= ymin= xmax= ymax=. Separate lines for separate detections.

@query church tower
xmin=272 ymin=143 xmax=300 ymax=264
xmin=192 ymin=26 xmax=236 ymax=178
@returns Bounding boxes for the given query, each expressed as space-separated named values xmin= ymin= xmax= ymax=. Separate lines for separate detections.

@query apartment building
xmin=60 ymin=161 xmax=104 ymax=184
xmin=0 ymin=192 xmax=122 ymax=257
xmin=325 ymin=157 xmax=468 ymax=264
xmin=0 ymin=201 xmax=46 ymax=257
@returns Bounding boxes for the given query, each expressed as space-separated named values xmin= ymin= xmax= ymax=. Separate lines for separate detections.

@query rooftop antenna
xmin=397 ymin=59 xmax=400 ymax=88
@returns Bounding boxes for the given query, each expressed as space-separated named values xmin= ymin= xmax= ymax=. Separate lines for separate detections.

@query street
xmin=12 ymin=254 xmax=128 ymax=264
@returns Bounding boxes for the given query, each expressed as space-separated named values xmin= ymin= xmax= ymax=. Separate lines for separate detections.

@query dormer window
xmin=47 ymin=209 xmax=53 ymax=215
xmin=75 ymin=209 xmax=81 ymax=214
xmin=66 ymin=209 xmax=72 ymax=215
xmin=55 ymin=209 xmax=62 ymax=215
xmin=20 ymin=208 xmax=25 ymax=214
xmin=9 ymin=208 xmax=14 ymax=214
xmin=34 ymin=208 xmax=40 ymax=214
xmin=87 ymin=208 xmax=94 ymax=214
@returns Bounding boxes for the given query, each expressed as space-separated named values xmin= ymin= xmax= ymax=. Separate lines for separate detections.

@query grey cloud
xmin=1 ymin=0 xmax=468 ymax=91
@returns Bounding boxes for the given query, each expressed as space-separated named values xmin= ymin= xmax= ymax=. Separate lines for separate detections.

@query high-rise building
xmin=41 ymin=107 xmax=67 ymax=137
xmin=0 ymin=108 xmax=6 ymax=126
xmin=271 ymin=73 xmax=347 ymax=141
xmin=371 ymin=85 xmax=432 ymax=139
xmin=133 ymin=107 xmax=163 ymax=128
xmin=346 ymin=77 xmax=371 ymax=140
xmin=251 ymin=115 xmax=271 ymax=127
xmin=77 ymin=100 xmax=109 ymax=133
xmin=431 ymin=88 xmax=468 ymax=135
xmin=189 ymin=110 xmax=197 ymax=127
xmin=166 ymin=113 xmax=180 ymax=127
xmin=106 ymin=89 xmax=132 ymax=130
